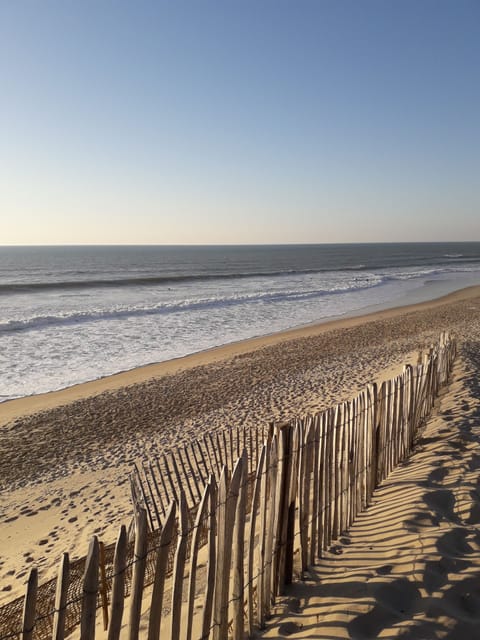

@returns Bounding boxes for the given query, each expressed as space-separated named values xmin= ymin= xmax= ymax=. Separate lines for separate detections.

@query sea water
xmin=1 ymin=242 xmax=480 ymax=402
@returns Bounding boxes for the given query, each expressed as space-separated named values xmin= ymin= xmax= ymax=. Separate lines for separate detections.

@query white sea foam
xmin=1 ymin=244 xmax=480 ymax=401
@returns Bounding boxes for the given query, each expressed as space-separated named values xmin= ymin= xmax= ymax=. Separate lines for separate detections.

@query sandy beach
xmin=257 ymin=333 xmax=480 ymax=638
xmin=1 ymin=284 xmax=480 ymax=615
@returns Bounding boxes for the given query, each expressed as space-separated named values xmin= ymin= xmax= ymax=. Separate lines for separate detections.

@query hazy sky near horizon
xmin=1 ymin=0 xmax=479 ymax=245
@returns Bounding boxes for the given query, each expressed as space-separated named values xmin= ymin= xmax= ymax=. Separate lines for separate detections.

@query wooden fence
xmin=0 ymin=332 xmax=456 ymax=640
xmin=130 ymin=422 xmax=269 ymax=530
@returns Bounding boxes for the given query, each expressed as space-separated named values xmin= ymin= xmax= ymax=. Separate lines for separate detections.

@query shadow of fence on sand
xmin=267 ymin=343 xmax=480 ymax=640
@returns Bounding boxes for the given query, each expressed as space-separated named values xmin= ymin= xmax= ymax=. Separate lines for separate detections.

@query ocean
xmin=1 ymin=242 xmax=480 ymax=402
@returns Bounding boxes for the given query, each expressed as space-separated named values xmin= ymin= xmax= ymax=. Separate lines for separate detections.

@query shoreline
xmin=2 ymin=282 xmax=480 ymax=427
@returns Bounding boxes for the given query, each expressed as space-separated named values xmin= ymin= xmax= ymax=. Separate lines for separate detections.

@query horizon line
xmin=2 ymin=240 xmax=480 ymax=249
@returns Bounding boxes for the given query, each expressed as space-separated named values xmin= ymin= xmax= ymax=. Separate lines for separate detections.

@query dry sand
xmin=257 ymin=345 xmax=480 ymax=639
xmin=1 ymin=285 xmax=480 ymax=619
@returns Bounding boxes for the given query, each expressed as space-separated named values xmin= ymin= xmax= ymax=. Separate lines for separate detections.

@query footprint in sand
xmin=423 ymin=556 xmax=469 ymax=594
xmin=423 ymin=489 xmax=459 ymax=525
xmin=441 ymin=576 xmax=480 ymax=622
xmin=405 ymin=511 xmax=437 ymax=533
xmin=376 ymin=565 xmax=393 ymax=576
xmin=347 ymin=578 xmax=421 ymax=639
xmin=3 ymin=515 xmax=18 ymax=523
xmin=436 ymin=528 xmax=476 ymax=559
xmin=427 ymin=466 xmax=450 ymax=485
xmin=277 ymin=621 xmax=303 ymax=635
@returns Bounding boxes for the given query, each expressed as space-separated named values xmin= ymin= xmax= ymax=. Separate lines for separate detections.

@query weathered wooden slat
xmin=235 ymin=425 xmax=240 ymax=460
xmin=302 ymin=419 xmax=314 ymax=571
xmin=132 ymin=465 xmax=155 ymax=531
xmin=257 ymin=442 xmax=269 ymax=629
xmin=201 ymin=434 xmax=216 ymax=478
xmin=284 ymin=422 xmax=298 ymax=586
xmin=163 ymin=453 xmax=179 ymax=504
xmin=368 ymin=382 xmax=378 ymax=505
xmin=376 ymin=381 xmax=386 ymax=485
xmin=143 ymin=464 xmax=162 ymax=530
xmin=247 ymin=443 xmax=266 ymax=637
xmin=354 ymin=394 xmax=363 ymax=518
xmin=208 ymin=432 xmax=222 ymax=477
xmin=340 ymin=402 xmax=351 ymax=533
xmin=247 ymin=427 xmax=255 ymax=472
xmin=107 ymin=526 xmax=127 ymax=640
xmin=297 ymin=420 xmax=306 ymax=571
xmin=264 ymin=435 xmax=277 ymax=617
xmin=99 ymin=541 xmax=109 ymax=631
xmin=180 ymin=444 xmax=201 ymax=502
xmin=213 ymin=458 xmax=243 ymax=640
xmin=174 ymin=448 xmax=194 ymax=506
xmin=201 ymin=475 xmax=217 ymax=640
xmin=231 ymin=450 xmax=247 ymax=640
xmin=216 ymin=432 xmax=225 ymax=475
xmin=318 ymin=411 xmax=328 ymax=554
xmin=185 ymin=483 xmax=210 ymax=640
xmin=242 ymin=426 xmax=247 ymax=467
xmin=128 ymin=509 xmax=148 ymax=640
xmin=222 ymin=430 xmax=228 ymax=472
xmin=212 ymin=466 xmax=228 ymax=640
xmin=229 ymin=427 xmax=234 ymax=471
xmin=359 ymin=392 xmax=368 ymax=512
xmin=347 ymin=399 xmax=355 ymax=528
xmin=170 ymin=491 xmax=189 ymax=640
xmin=196 ymin=439 xmax=211 ymax=482
xmin=148 ymin=461 xmax=166 ymax=519
xmin=22 ymin=568 xmax=38 ymax=640
xmin=147 ymin=501 xmax=176 ymax=640
xmin=155 ymin=456 xmax=170 ymax=509
xmin=52 ymin=553 xmax=69 ymax=640
xmin=81 ymin=537 xmax=99 ymax=640
xmin=274 ymin=422 xmax=293 ymax=595
xmin=326 ymin=408 xmax=336 ymax=547
xmin=310 ymin=417 xmax=320 ymax=566
xmin=332 ymin=404 xmax=342 ymax=540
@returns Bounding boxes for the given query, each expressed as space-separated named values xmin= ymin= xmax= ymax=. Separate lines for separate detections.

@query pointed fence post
xmin=52 ymin=553 xmax=69 ymax=640
xmin=81 ymin=537 xmax=99 ymax=640
xmin=213 ymin=458 xmax=243 ymax=640
xmin=128 ymin=508 xmax=148 ymax=640
xmin=147 ymin=501 xmax=177 ymax=640
xmin=247 ymin=444 xmax=266 ymax=636
xmin=22 ymin=568 xmax=38 ymax=640
xmin=108 ymin=526 xmax=128 ymax=640
xmin=231 ymin=450 xmax=248 ymax=640
xmin=186 ymin=483 xmax=211 ymax=640
xmin=201 ymin=475 xmax=217 ymax=640
xmin=170 ymin=491 xmax=189 ymax=640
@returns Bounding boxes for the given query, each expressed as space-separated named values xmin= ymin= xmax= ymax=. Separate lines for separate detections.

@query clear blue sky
xmin=1 ymin=0 xmax=479 ymax=244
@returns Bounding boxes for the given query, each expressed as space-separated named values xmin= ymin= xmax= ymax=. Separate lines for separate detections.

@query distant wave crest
xmin=1 ymin=255 xmax=480 ymax=294
xmin=0 ymin=269 xmax=320 ymax=293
